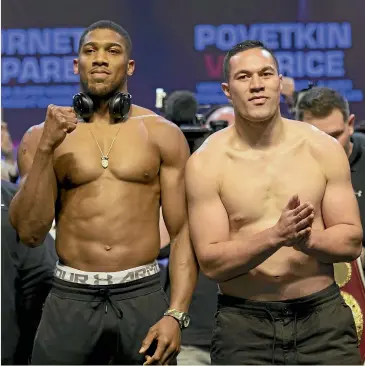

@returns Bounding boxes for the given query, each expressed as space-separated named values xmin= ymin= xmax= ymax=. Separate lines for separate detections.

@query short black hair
xmin=78 ymin=20 xmax=132 ymax=56
xmin=223 ymin=40 xmax=279 ymax=82
xmin=296 ymin=87 xmax=350 ymax=122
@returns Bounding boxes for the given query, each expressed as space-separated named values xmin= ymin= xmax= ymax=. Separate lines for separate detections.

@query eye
xmin=263 ymin=72 xmax=273 ymax=77
xmin=238 ymin=75 xmax=248 ymax=80
xmin=84 ymin=49 xmax=95 ymax=54
xmin=329 ymin=132 xmax=343 ymax=139
xmin=109 ymin=49 xmax=120 ymax=54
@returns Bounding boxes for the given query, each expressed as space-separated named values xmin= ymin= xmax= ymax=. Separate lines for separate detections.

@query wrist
xmin=168 ymin=303 xmax=188 ymax=313
xmin=164 ymin=308 xmax=190 ymax=329
xmin=269 ymin=226 xmax=285 ymax=248
xmin=38 ymin=140 xmax=56 ymax=155
xmin=306 ymin=229 xmax=318 ymax=250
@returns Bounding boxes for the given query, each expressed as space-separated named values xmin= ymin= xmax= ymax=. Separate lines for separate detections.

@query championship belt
xmin=334 ymin=258 xmax=365 ymax=362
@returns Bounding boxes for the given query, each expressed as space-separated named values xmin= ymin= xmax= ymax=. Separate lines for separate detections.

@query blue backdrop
xmin=2 ymin=0 xmax=364 ymax=144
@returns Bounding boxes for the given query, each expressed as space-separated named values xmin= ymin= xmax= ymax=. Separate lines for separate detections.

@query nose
xmin=92 ymin=49 xmax=108 ymax=67
xmin=249 ymin=73 xmax=264 ymax=93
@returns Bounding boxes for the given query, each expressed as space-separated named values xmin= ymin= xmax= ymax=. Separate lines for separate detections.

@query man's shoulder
xmin=20 ymin=123 xmax=44 ymax=146
xmin=131 ymin=104 xmax=180 ymax=132
xmin=130 ymin=104 xmax=158 ymax=119
xmin=287 ymin=118 xmax=341 ymax=153
xmin=187 ymin=128 xmax=229 ymax=173
xmin=195 ymin=127 xmax=230 ymax=154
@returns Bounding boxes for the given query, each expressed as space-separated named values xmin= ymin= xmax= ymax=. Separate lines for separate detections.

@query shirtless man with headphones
xmin=9 ymin=20 xmax=197 ymax=365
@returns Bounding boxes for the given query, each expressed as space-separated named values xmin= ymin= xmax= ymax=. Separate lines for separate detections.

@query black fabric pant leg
xmin=31 ymin=291 xmax=107 ymax=365
xmin=210 ymin=307 xmax=284 ymax=365
xmin=211 ymin=285 xmax=361 ymax=365
xmin=114 ymin=287 xmax=177 ymax=365
xmin=294 ymin=299 xmax=360 ymax=365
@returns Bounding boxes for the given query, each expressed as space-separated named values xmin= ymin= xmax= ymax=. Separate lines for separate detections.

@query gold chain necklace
xmin=87 ymin=126 xmax=122 ymax=169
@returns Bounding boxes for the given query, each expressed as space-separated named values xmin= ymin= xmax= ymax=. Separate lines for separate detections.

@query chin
xmin=87 ymin=84 xmax=113 ymax=97
xmin=246 ymin=108 xmax=278 ymax=123
xmin=246 ymin=114 xmax=273 ymax=123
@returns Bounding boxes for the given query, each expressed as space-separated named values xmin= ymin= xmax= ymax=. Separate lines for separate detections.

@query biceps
xmin=322 ymin=180 xmax=361 ymax=228
xmin=188 ymin=197 xmax=230 ymax=259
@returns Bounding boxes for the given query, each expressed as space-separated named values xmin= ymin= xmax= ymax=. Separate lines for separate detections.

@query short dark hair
xmin=223 ymin=40 xmax=279 ymax=82
xmin=296 ymin=87 xmax=350 ymax=122
xmin=78 ymin=20 xmax=132 ymax=56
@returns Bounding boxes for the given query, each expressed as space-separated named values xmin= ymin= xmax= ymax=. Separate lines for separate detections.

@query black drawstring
xmin=262 ymin=309 xmax=277 ymax=365
xmin=92 ymin=288 xmax=123 ymax=318
xmin=92 ymin=288 xmax=123 ymax=364
xmin=262 ymin=308 xmax=299 ymax=365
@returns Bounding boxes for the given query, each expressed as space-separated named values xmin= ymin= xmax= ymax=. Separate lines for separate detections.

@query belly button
xmin=105 ymin=246 xmax=112 ymax=251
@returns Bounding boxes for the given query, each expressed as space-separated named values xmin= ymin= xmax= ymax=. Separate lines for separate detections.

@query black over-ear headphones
xmin=72 ymin=92 xmax=132 ymax=120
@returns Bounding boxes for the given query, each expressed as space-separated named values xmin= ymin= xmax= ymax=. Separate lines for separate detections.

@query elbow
xmin=349 ymin=228 xmax=363 ymax=261
xmin=340 ymin=234 xmax=363 ymax=263
xmin=18 ymin=230 xmax=45 ymax=248
xmin=198 ymin=256 xmax=230 ymax=282
xmin=9 ymin=206 xmax=52 ymax=247
xmin=347 ymin=240 xmax=363 ymax=262
xmin=200 ymin=266 xmax=219 ymax=281
xmin=12 ymin=217 xmax=49 ymax=248
xmin=204 ymin=269 xmax=228 ymax=282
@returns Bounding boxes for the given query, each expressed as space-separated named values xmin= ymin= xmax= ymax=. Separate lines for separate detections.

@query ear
xmin=73 ymin=58 xmax=79 ymax=75
xmin=221 ymin=82 xmax=232 ymax=101
xmin=279 ymin=74 xmax=283 ymax=93
xmin=127 ymin=59 xmax=135 ymax=76
xmin=347 ymin=113 xmax=355 ymax=135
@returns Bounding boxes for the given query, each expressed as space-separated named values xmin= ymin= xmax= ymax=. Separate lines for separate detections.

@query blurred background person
xmin=295 ymin=87 xmax=365 ymax=360
xmin=1 ymin=180 xmax=58 ymax=364
xmin=204 ymin=104 xmax=235 ymax=128
xmin=354 ymin=120 xmax=365 ymax=147
xmin=1 ymin=119 xmax=19 ymax=183
xmin=295 ymin=87 xmax=365 ymax=251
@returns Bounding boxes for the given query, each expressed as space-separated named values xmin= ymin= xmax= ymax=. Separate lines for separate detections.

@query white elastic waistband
xmin=54 ymin=260 xmax=160 ymax=286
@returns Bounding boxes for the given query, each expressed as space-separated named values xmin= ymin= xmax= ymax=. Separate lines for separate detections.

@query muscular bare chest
xmin=220 ymin=142 xmax=326 ymax=231
xmin=53 ymin=122 xmax=160 ymax=186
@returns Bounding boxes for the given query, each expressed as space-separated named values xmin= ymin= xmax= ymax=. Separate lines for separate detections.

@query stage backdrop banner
xmin=2 ymin=0 xmax=364 ymax=143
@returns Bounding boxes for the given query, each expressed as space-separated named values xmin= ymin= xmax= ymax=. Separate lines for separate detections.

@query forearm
xmin=201 ymin=227 xmax=281 ymax=282
xmin=300 ymin=225 xmax=363 ymax=263
xmin=168 ymin=226 xmax=198 ymax=312
xmin=9 ymin=147 xmax=57 ymax=246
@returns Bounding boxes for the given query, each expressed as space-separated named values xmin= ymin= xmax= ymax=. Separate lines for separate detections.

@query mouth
xmin=249 ymin=96 xmax=268 ymax=104
xmin=91 ymin=69 xmax=110 ymax=76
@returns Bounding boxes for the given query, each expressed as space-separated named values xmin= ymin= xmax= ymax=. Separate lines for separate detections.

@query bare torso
xmin=51 ymin=105 xmax=163 ymax=271
xmin=210 ymin=120 xmax=334 ymax=300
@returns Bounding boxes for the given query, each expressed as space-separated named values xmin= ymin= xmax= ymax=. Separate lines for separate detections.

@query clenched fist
xmin=40 ymin=105 xmax=78 ymax=151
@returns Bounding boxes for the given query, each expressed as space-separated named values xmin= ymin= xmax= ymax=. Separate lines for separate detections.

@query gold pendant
xmin=101 ymin=157 xmax=109 ymax=169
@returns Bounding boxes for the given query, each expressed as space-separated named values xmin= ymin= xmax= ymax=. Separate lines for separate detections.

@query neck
xmin=84 ymin=84 xmax=129 ymax=124
xmin=233 ymin=108 xmax=284 ymax=149
xmin=89 ymin=99 xmax=113 ymax=124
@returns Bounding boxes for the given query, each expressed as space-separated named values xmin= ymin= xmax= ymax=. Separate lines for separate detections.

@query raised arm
xmin=298 ymin=136 xmax=363 ymax=262
xmin=186 ymin=151 xmax=314 ymax=282
xmin=9 ymin=105 xmax=77 ymax=246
